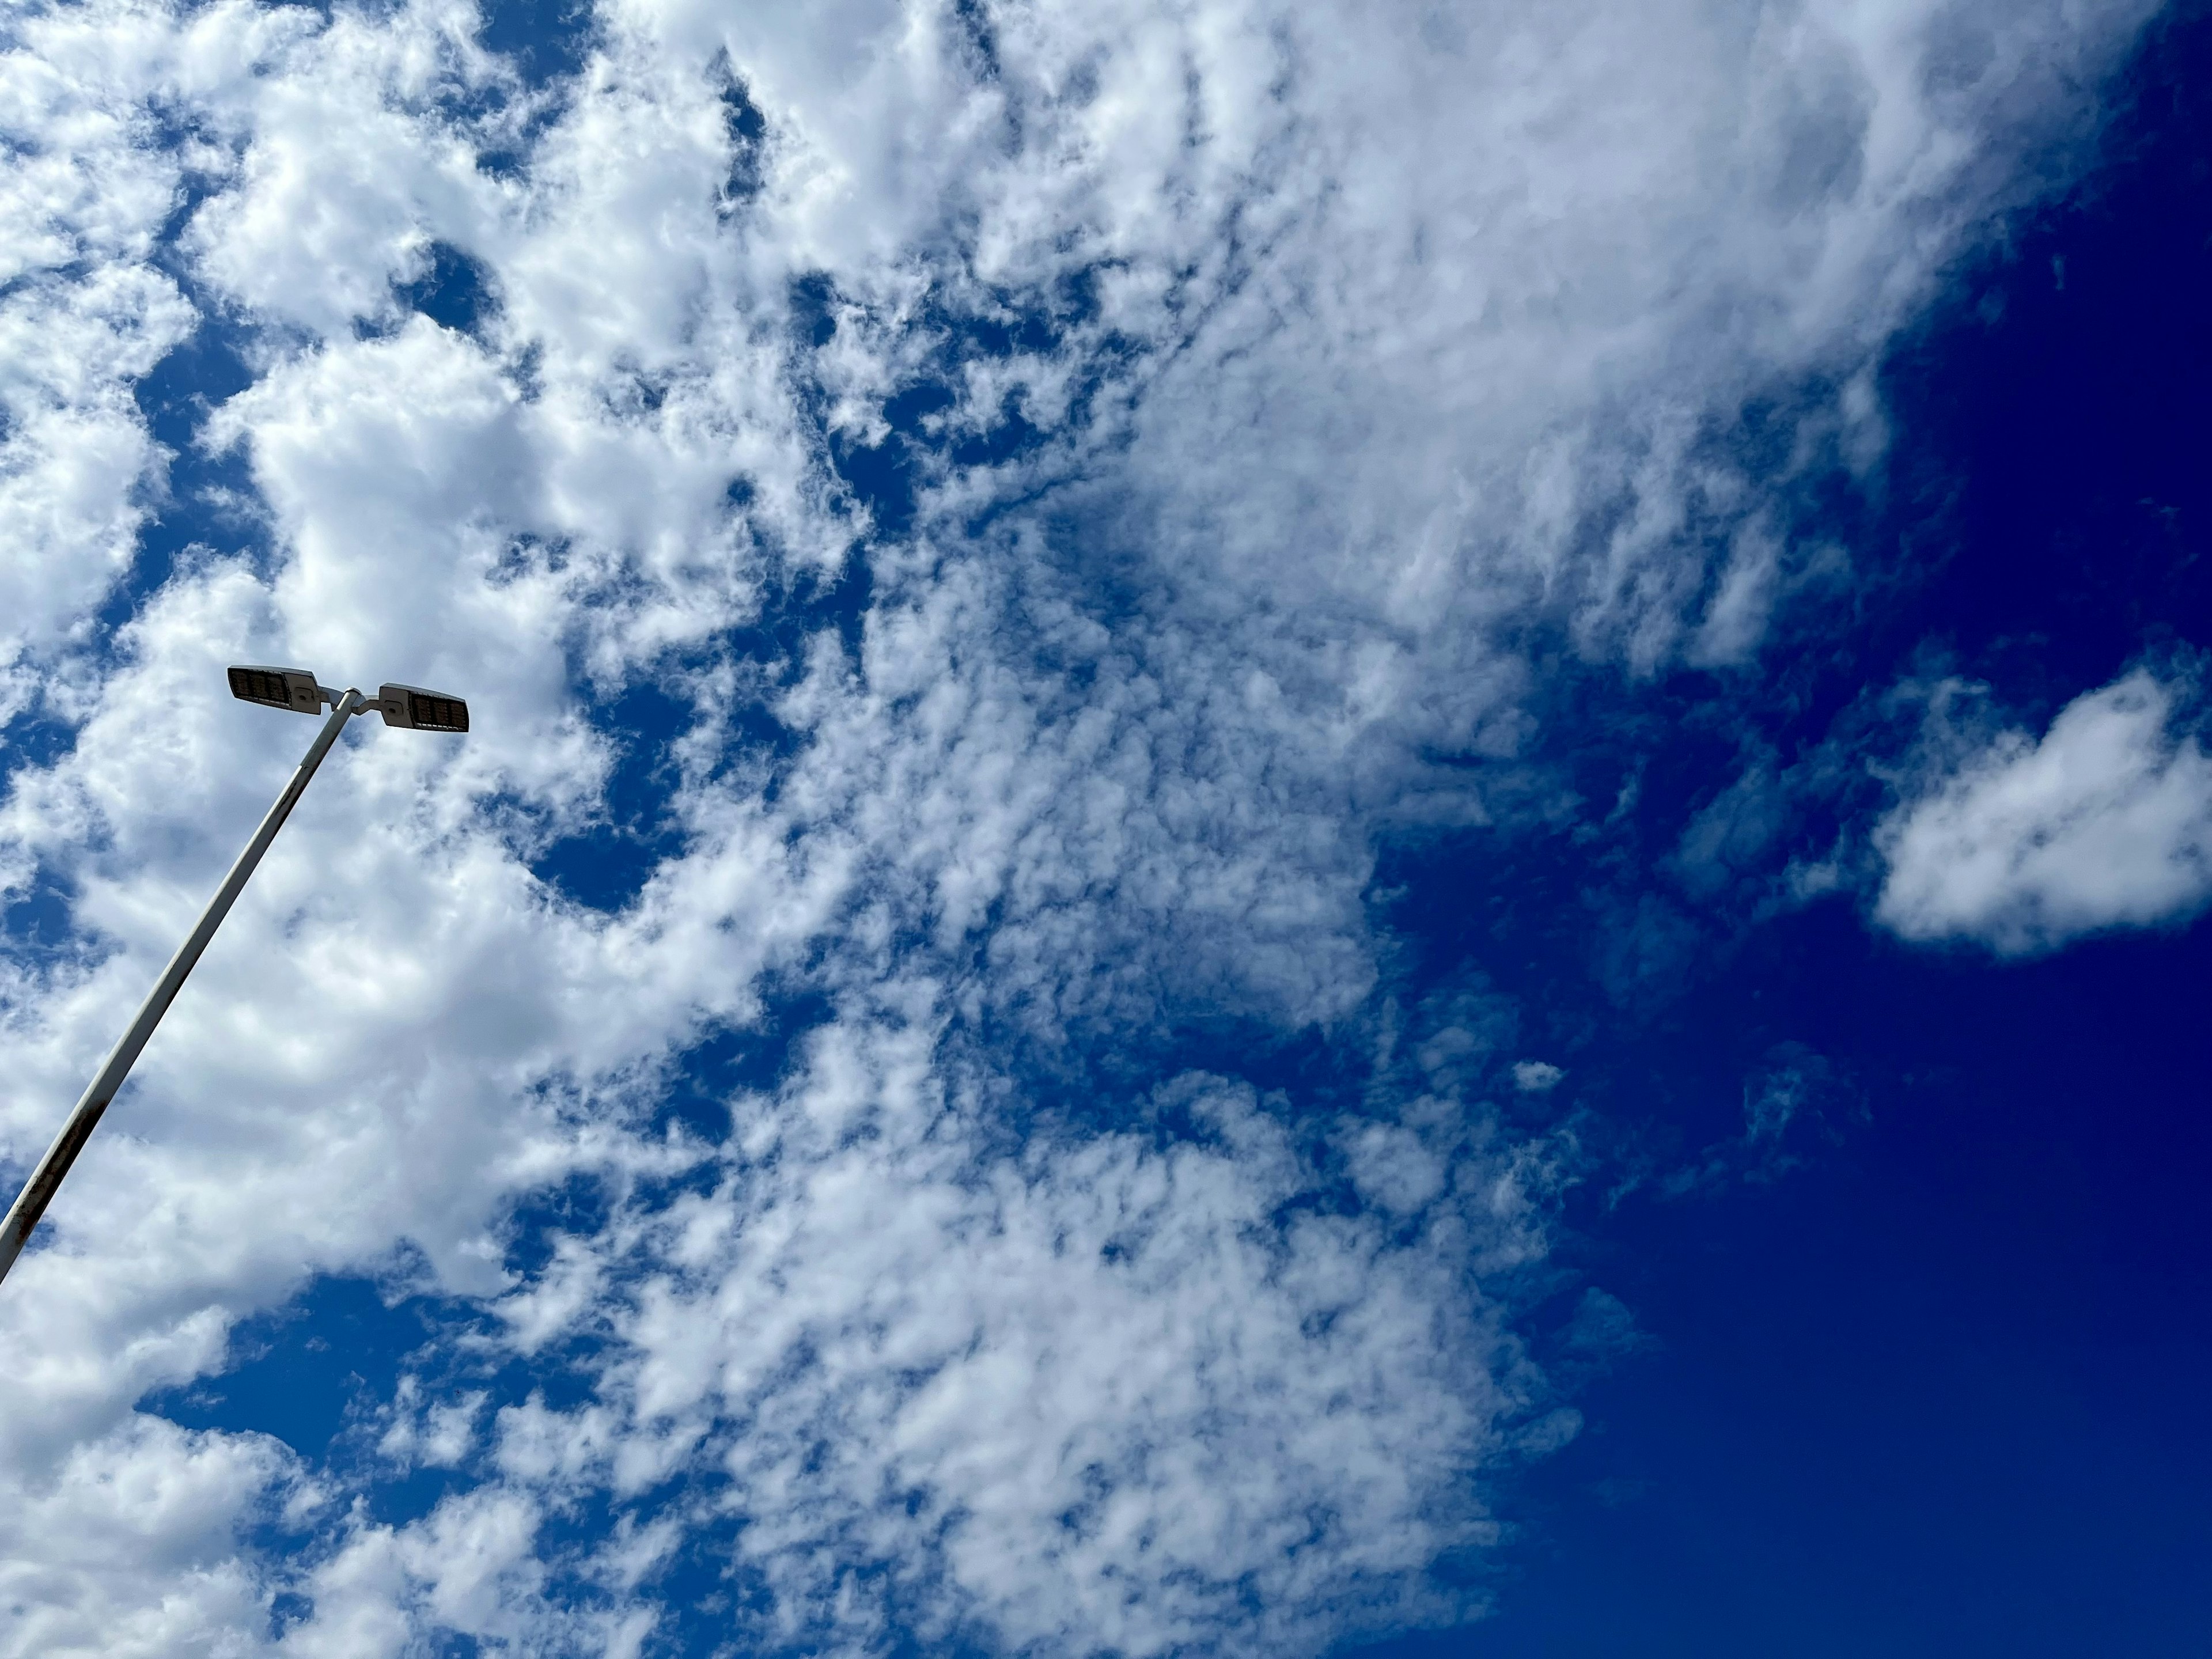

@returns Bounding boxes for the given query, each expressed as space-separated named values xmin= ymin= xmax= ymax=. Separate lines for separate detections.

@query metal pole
xmin=0 ymin=690 xmax=365 ymax=1286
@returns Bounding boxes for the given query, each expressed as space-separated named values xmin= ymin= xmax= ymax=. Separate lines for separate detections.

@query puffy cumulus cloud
xmin=0 ymin=0 xmax=2172 ymax=1652
xmin=181 ymin=1 xmax=516 ymax=341
xmin=0 ymin=1413 xmax=295 ymax=1658
xmin=1876 ymin=667 xmax=2212 ymax=954
xmin=0 ymin=3 xmax=194 ymax=722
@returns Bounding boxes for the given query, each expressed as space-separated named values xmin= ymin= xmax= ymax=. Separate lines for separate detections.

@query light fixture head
xmin=376 ymin=684 xmax=470 ymax=733
xmin=228 ymin=665 xmax=324 ymax=714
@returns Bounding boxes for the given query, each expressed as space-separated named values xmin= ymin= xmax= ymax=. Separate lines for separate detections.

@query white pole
xmin=0 ymin=690 xmax=365 ymax=1286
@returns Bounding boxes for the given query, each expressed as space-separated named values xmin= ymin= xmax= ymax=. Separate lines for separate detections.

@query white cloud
xmin=0 ymin=0 xmax=2174 ymax=1652
xmin=183 ymin=5 xmax=513 ymax=341
xmin=0 ymin=14 xmax=196 ymax=722
xmin=1877 ymin=667 xmax=2212 ymax=953
xmin=440 ymin=1035 xmax=1555 ymax=1658
xmin=0 ymin=1414 xmax=291 ymax=1658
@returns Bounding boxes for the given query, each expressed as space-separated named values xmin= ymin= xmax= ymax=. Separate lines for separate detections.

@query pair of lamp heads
xmin=227 ymin=665 xmax=469 ymax=733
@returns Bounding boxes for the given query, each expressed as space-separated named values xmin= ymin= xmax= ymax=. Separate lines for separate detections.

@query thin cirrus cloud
xmin=0 ymin=0 xmax=2175 ymax=1654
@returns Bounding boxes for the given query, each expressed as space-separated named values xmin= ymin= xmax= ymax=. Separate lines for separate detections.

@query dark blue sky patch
xmin=1870 ymin=7 xmax=2212 ymax=710
xmin=527 ymin=820 xmax=666 ymax=914
xmin=132 ymin=311 xmax=255 ymax=456
xmin=784 ymin=271 xmax=934 ymax=544
xmin=395 ymin=241 xmax=498 ymax=336
xmin=787 ymin=271 xmax=839 ymax=351
xmin=528 ymin=679 xmax=690 ymax=913
xmin=1340 ymin=909 xmax=2212 ymax=1656
xmin=656 ymin=984 xmax=835 ymax=1132
xmin=144 ymin=109 xmax=240 ymax=247
xmin=796 ymin=264 xmax=1144 ymax=559
xmin=499 ymin=1167 xmax=616 ymax=1283
xmin=340 ymin=1441 xmax=482 ymax=1533
xmin=0 ymin=706 xmax=85 ymax=782
xmin=528 ymin=546 xmax=884 ymax=912
xmin=142 ymin=1263 xmax=622 ymax=1546
xmin=477 ymin=0 xmax=594 ymax=91
xmin=947 ymin=399 xmax=1048 ymax=472
xmin=829 ymin=413 xmax=935 ymax=544
xmin=751 ymin=515 xmax=878 ymax=677
xmin=267 ymin=1589 xmax=313 ymax=1641
xmin=141 ymin=1275 xmax=442 ymax=1461
xmin=113 ymin=309 xmax=268 ymax=618
xmin=713 ymin=56 xmax=769 ymax=211
xmin=832 ymin=358 xmax=1056 ymax=522
xmin=0 ymin=867 xmax=79 ymax=970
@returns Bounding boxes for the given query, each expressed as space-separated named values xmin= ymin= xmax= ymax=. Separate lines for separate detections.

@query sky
xmin=1 ymin=0 xmax=2209 ymax=1655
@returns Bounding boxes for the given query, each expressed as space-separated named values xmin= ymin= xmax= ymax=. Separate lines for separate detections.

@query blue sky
xmin=2 ymin=1 xmax=2209 ymax=1654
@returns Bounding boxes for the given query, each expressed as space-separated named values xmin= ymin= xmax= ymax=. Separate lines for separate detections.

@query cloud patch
xmin=1876 ymin=667 xmax=2212 ymax=954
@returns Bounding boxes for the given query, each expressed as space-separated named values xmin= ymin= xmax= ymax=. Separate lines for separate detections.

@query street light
xmin=0 ymin=667 xmax=468 ymax=1287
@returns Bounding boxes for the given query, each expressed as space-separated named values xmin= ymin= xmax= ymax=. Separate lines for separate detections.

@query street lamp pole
xmin=0 ymin=669 xmax=468 ymax=1289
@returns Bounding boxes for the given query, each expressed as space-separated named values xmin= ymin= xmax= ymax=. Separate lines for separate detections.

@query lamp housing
xmin=228 ymin=665 xmax=324 ymax=715
xmin=377 ymin=684 xmax=469 ymax=733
